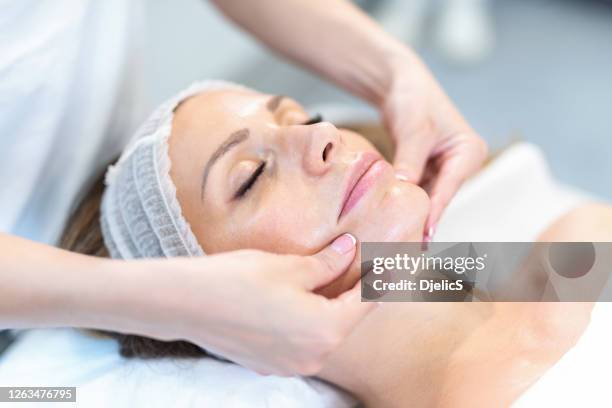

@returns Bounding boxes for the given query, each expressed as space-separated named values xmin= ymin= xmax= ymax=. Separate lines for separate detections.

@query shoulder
xmin=538 ymin=203 xmax=612 ymax=242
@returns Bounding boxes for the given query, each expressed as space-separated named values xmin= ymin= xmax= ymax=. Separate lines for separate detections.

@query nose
xmin=299 ymin=122 xmax=339 ymax=176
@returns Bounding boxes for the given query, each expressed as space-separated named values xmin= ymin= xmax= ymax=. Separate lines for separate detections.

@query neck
xmin=318 ymin=302 xmax=492 ymax=406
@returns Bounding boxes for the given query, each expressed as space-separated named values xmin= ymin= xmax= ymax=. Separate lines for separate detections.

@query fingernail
xmin=331 ymin=233 xmax=357 ymax=254
xmin=421 ymin=224 xmax=436 ymax=251
xmin=394 ymin=170 xmax=411 ymax=182
xmin=427 ymin=225 xmax=436 ymax=239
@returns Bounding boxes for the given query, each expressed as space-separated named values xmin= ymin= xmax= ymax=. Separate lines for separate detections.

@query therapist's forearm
xmin=210 ymin=0 xmax=415 ymax=106
xmin=0 ymin=233 xmax=144 ymax=332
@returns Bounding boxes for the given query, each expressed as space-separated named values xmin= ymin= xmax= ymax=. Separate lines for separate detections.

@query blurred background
xmin=144 ymin=0 xmax=612 ymax=199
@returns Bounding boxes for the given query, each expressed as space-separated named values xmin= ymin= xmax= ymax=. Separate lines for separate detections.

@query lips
xmin=338 ymin=152 xmax=385 ymax=220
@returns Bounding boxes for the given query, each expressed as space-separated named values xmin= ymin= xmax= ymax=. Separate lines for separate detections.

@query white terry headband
xmin=100 ymin=80 xmax=249 ymax=259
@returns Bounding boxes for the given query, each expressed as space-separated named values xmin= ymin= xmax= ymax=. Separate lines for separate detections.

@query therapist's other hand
xmin=141 ymin=233 xmax=373 ymax=376
xmin=382 ymin=51 xmax=488 ymax=237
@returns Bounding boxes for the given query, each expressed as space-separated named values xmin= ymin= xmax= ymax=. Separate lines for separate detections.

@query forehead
xmin=170 ymin=89 xmax=306 ymax=160
xmin=174 ymin=89 xmax=267 ymax=130
xmin=170 ymin=89 xmax=267 ymax=156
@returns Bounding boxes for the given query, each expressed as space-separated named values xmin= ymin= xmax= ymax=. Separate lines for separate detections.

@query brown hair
xmin=59 ymin=170 xmax=207 ymax=359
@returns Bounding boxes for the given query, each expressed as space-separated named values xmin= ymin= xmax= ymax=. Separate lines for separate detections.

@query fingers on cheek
xmin=428 ymin=181 xmax=460 ymax=228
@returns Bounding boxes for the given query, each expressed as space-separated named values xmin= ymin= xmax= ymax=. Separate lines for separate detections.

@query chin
xmin=357 ymin=180 xmax=429 ymax=242
xmin=317 ymin=181 xmax=429 ymax=298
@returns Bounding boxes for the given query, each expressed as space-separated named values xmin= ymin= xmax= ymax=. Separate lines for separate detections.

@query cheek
xmin=384 ymin=184 xmax=430 ymax=240
xmin=201 ymin=191 xmax=338 ymax=255
xmin=238 ymin=209 xmax=331 ymax=254
xmin=341 ymin=130 xmax=378 ymax=152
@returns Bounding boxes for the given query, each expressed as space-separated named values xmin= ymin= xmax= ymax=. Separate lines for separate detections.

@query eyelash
xmin=234 ymin=114 xmax=324 ymax=199
xmin=302 ymin=113 xmax=323 ymax=125
xmin=234 ymin=161 xmax=266 ymax=199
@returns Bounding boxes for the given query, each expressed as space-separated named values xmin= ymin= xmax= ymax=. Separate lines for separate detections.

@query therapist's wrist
xmin=361 ymin=46 xmax=425 ymax=112
xmin=386 ymin=48 xmax=427 ymax=94
xmin=59 ymin=257 xmax=174 ymax=338
xmin=79 ymin=257 xmax=218 ymax=343
xmin=56 ymin=257 xmax=134 ymax=331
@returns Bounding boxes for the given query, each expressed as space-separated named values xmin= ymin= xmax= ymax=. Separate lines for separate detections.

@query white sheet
xmin=0 ymin=329 xmax=355 ymax=407
xmin=513 ymin=303 xmax=612 ymax=408
xmin=437 ymin=142 xmax=595 ymax=242
xmin=0 ymin=142 xmax=606 ymax=407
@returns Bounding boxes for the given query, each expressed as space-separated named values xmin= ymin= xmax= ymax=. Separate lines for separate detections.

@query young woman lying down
xmin=60 ymin=81 xmax=612 ymax=407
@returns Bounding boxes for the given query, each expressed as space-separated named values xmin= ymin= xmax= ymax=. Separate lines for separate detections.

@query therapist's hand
xmin=135 ymin=233 xmax=373 ymax=376
xmin=382 ymin=52 xmax=488 ymax=239
xmin=1 ymin=232 xmax=369 ymax=377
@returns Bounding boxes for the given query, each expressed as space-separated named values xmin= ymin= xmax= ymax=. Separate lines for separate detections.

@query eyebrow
xmin=201 ymin=128 xmax=249 ymax=200
xmin=266 ymin=95 xmax=286 ymax=112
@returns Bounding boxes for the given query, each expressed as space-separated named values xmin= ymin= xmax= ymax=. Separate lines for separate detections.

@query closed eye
xmin=234 ymin=162 xmax=266 ymax=199
xmin=233 ymin=114 xmax=322 ymax=200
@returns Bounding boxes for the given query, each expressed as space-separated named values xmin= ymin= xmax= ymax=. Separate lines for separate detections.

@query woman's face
xmin=169 ymin=88 xmax=429 ymax=292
